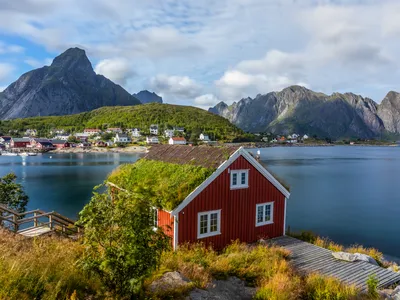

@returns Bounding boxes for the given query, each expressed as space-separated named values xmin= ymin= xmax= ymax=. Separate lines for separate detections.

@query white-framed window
xmin=197 ymin=210 xmax=221 ymax=239
xmin=151 ymin=207 xmax=158 ymax=228
xmin=230 ymin=169 xmax=249 ymax=189
xmin=256 ymin=202 xmax=274 ymax=226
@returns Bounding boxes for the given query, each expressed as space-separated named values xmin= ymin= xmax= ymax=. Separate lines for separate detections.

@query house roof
xmin=117 ymin=133 xmax=129 ymax=138
xmin=171 ymin=137 xmax=186 ymax=141
xmin=51 ymin=139 xmax=68 ymax=144
xmin=12 ymin=138 xmax=31 ymax=142
xmin=144 ymin=145 xmax=238 ymax=169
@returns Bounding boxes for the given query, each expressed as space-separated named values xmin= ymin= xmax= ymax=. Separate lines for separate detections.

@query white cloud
xmin=149 ymin=74 xmax=202 ymax=100
xmin=0 ymin=42 xmax=24 ymax=54
xmin=94 ymin=58 xmax=135 ymax=86
xmin=0 ymin=63 xmax=14 ymax=82
xmin=194 ymin=93 xmax=221 ymax=109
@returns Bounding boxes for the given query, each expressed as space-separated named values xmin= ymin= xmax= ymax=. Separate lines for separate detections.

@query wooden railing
xmin=0 ymin=205 xmax=81 ymax=236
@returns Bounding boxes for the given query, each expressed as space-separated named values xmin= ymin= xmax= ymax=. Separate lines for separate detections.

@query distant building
xmin=24 ymin=129 xmax=37 ymax=137
xmin=165 ymin=129 xmax=174 ymax=138
xmin=114 ymin=133 xmax=131 ymax=143
xmin=173 ymin=127 xmax=185 ymax=133
xmin=84 ymin=128 xmax=102 ymax=135
xmin=74 ymin=132 xmax=90 ymax=142
xmin=106 ymin=128 xmax=123 ymax=134
xmin=54 ymin=134 xmax=71 ymax=141
xmin=10 ymin=138 xmax=31 ymax=148
xmin=0 ymin=136 xmax=12 ymax=148
xmin=169 ymin=137 xmax=187 ymax=145
xmin=51 ymin=140 xmax=71 ymax=148
xmin=303 ymin=134 xmax=309 ymax=140
xmin=50 ymin=129 xmax=65 ymax=135
xmin=95 ymin=141 xmax=107 ymax=147
xmin=130 ymin=128 xmax=141 ymax=138
xmin=199 ymin=133 xmax=210 ymax=141
xmin=150 ymin=124 xmax=159 ymax=135
xmin=146 ymin=136 xmax=159 ymax=144
xmin=31 ymin=138 xmax=54 ymax=149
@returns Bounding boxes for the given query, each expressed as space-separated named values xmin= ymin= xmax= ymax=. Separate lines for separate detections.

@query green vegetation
xmin=107 ymin=159 xmax=215 ymax=211
xmin=0 ymin=103 xmax=244 ymax=142
xmin=0 ymin=173 xmax=29 ymax=213
xmin=78 ymin=184 xmax=170 ymax=297
xmin=366 ymin=274 xmax=379 ymax=299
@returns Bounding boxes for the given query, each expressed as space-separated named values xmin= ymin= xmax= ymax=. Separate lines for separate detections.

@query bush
xmin=366 ymin=274 xmax=379 ymax=299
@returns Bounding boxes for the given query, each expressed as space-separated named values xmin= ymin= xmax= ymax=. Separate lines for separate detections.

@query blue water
xmin=1 ymin=147 xmax=399 ymax=258
xmin=0 ymin=153 xmax=142 ymax=219
xmin=248 ymin=146 xmax=400 ymax=259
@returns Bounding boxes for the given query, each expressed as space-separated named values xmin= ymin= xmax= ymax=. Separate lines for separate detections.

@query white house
xmin=106 ymin=128 xmax=123 ymax=134
xmin=50 ymin=129 xmax=65 ymax=135
xmin=169 ymin=137 xmax=186 ymax=145
xmin=291 ymin=133 xmax=299 ymax=139
xmin=303 ymin=134 xmax=309 ymax=140
xmin=146 ymin=136 xmax=159 ymax=144
xmin=84 ymin=128 xmax=102 ymax=135
xmin=54 ymin=134 xmax=71 ymax=141
xmin=150 ymin=125 xmax=159 ymax=135
xmin=165 ymin=129 xmax=174 ymax=138
xmin=199 ymin=133 xmax=210 ymax=141
xmin=25 ymin=129 xmax=37 ymax=136
xmin=114 ymin=133 xmax=131 ymax=143
xmin=130 ymin=128 xmax=141 ymax=138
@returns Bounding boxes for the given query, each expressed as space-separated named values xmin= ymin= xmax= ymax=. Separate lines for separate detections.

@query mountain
xmin=133 ymin=90 xmax=163 ymax=104
xmin=377 ymin=91 xmax=400 ymax=133
xmin=1 ymin=103 xmax=243 ymax=141
xmin=209 ymin=86 xmax=399 ymax=139
xmin=0 ymin=48 xmax=141 ymax=120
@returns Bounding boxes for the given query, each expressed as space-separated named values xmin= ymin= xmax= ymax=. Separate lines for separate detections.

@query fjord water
xmin=0 ymin=153 xmax=141 ymax=219
xmin=248 ymin=146 xmax=400 ymax=259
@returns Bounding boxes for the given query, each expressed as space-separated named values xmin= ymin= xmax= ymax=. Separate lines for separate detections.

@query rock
xmin=332 ymin=252 xmax=378 ymax=266
xmin=208 ymin=85 xmax=400 ymax=138
xmin=188 ymin=277 xmax=256 ymax=300
xmin=0 ymin=48 xmax=141 ymax=119
xmin=149 ymin=271 xmax=191 ymax=294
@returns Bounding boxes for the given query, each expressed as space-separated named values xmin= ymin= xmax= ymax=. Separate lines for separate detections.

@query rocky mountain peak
xmin=51 ymin=47 xmax=93 ymax=72
xmin=132 ymin=90 xmax=163 ymax=104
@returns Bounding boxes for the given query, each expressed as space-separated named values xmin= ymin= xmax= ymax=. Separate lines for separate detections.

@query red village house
xmin=109 ymin=145 xmax=290 ymax=250
xmin=10 ymin=138 xmax=31 ymax=148
xmin=51 ymin=139 xmax=71 ymax=149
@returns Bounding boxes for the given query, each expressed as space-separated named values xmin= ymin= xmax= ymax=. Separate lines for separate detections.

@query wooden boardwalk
xmin=270 ymin=236 xmax=400 ymax=291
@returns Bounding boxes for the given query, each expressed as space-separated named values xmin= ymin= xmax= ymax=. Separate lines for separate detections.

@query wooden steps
xmin=270 ymin=236 xmax=400 ymax=291
xmin=18 ymin=226 xmax=53 ymax=237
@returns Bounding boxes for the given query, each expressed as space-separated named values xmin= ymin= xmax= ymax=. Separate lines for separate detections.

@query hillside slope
xmin=209 ymin=86 xmax=395 ymax=139
xmin=1 ymin=103 xmax=243 ymax=141
xmin=0 ymin=48 xmax=141 ymax=119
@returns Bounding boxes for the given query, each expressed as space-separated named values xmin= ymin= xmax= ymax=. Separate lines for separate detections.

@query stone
xmin=149 ymin=271 xmax=191 ymax=294
xmin=332 ymin=251 xmax=378 ymax=266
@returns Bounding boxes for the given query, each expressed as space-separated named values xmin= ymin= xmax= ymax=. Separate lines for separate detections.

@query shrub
xmin=304 ymin=273 xmax=359 ymax=300
xmin=366 ymin=274 xmax=379 ymax=299
xmin=254 ymin=272 xmax=302 ymax=300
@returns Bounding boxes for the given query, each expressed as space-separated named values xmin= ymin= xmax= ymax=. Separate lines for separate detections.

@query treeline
xmin=0 ymin=103 xmax=246 ymax=142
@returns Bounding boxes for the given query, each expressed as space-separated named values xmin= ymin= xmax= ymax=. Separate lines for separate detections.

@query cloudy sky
xmin=0 ymin=0 xmax=399 ymax=108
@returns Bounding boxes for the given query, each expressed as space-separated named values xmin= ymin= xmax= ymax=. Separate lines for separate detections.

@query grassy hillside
xmin=0 ymin=103 xmax=244 ymax=141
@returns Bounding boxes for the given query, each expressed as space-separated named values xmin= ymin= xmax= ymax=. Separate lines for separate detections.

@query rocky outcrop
xmin=209 ymin=86 xmax=396 ymax=139
xmin=378 ymin=91 xmax=400 ymax=133
xmin=0 ymin=48 xmax=141 ymax=119
xmin=133 ymin=90 xmax=162 ymax=104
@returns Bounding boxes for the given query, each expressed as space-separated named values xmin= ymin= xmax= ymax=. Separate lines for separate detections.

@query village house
xmin=95 ymin=141 xmax=107 ymax=147
xmin=10 ymin=138 xmax=31 ymax=148
xmin=168 ymin=137 xmax=187 ymax=145
xmin=130 ymin=128 xmax=141 ymax=138
xmin=50 ymin=129 xmax=65 ymax=135
xmin=149 ymin=124 xmax=159 ymax=135
xmin=114 ymin=133 xmax=131 ymax=144
xmin=0 ymin=136 xmax=12 ymax=148
xmin=54 ymin=134 xmax=71 ymax=141
xmin=303 ymin=134 xmax=309 ymax=140
xmin=74 ymin=133 xmax=90 ymax=142
xmin=24 ymin=129 xmax=37 ymax=137
xmin=199 ymin=133 xmax=210 ymax=141
xmin=164 ymin=129 xmax=174 ymax=138
xmin=51 ymin=140 xmax=71 ymax=149
xmin=146 ymin=136 xmax=159 ymax=144
xmin=84 ymin=128 xmax=102 ymax=135
xmin=106 ymin=128 xmax=123 ymax=134
xmin=108 ymin=145 xmax=290 ymax=250
xmin=31 ymin=138 xmax=55 ymax=150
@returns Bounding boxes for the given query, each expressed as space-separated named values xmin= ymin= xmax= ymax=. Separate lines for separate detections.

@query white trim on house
xmin=230 ymin=169 xmax=249 ymax=189
xmin=171 ymin=147 xmax=290 ymax=216
xmin=197 ymin=209 xmax=221 ymax=239
xmin=173 ymin=215 xmax=178 ymax=250
xmin=283 ymin=198 xmax=287 ymax=236
xmin=255 ymin=202 xmax=274 ymax=227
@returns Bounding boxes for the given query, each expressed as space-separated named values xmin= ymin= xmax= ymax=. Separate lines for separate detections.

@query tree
xmin=78 ymin=184 xmax=170 ymax=297
xmin=0 ymin=173 xmax=29 ymax=213
xmin=67 ymin=135 xmax=80 ymax=143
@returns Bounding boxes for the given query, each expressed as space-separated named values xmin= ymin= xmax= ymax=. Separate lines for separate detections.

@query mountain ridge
xmin=132 ymin=90 xmax=163 ymax=104
xmin=209 ymin=85 xmax=400 ymax=139
xmin=0 ymin=47 xmax=141 ymax=120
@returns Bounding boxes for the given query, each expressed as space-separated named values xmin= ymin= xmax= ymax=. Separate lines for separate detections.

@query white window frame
xmin=230 ymin=169 xmax=249 ymax=189
xmin=151 ymin=207 xmax=158 ymax=230
xmin=255 ymin=202 xmax=274 ymax=227
xmin=197 ymin=209 xmax=221 ymax=239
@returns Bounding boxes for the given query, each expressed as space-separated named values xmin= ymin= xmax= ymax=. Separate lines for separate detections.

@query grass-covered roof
xmin=107 ymin=159 xmax=215 ymax=211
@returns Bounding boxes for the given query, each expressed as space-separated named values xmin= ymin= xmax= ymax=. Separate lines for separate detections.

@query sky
xmin=0 ymin=0 xmax=399 ymax=109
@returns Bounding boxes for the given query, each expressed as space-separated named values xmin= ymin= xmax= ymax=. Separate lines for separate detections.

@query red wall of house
xmin=177 ymin=155 xmax=286 ymax=250
xmin=158 ymin=209 xmax=174 ymax=239
xmin=12 ymin=142 xmax=30 ymax=148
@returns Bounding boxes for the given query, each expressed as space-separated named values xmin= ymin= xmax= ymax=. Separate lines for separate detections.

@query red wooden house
xmin=10 ymin=138 xmax=31 ymax=148
xmin=111 ymin=145 xmax=290 ymax=250
xmin=51 ymin=140 xmax=71 ymax=148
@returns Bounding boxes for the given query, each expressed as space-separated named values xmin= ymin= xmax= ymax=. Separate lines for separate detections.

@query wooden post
xmin=13 ymin=214 xmax=18 ymax=232
xmin=49 ymin=215 xmax=53 ymax=229
xmin=34 ymin=212 xmax=38 ymax=227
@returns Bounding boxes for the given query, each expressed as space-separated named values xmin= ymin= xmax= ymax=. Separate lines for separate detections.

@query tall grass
xmin=0 ymin=229 xmax=103 ymax=300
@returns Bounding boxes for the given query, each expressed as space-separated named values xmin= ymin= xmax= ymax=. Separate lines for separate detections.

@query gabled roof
xmin=171 ymin=137 xmax=186 ymax=141
xmin=12 ymin=138 xmax=31 ymax=142
xmin=145 ymin=145 xmax=238 ymax=169
xmin=51 ymin=139 xmax=68 ymax=144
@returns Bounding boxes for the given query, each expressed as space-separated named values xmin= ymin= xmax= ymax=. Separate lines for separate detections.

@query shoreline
xmin=49 ymin=145 xmax=148 ymax=154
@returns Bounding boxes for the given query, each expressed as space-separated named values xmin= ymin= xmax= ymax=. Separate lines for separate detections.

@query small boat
xmin=2 ymin=152 xmax=18 ymax=156
xmin=19 ymin=153 xmax=28 ymax=157
xmin=27 ymin=153 xmax=37 ymax=156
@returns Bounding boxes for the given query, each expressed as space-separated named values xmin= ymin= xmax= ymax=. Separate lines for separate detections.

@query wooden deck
xmin=270 ymin=236 xmax=400 ymax=291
